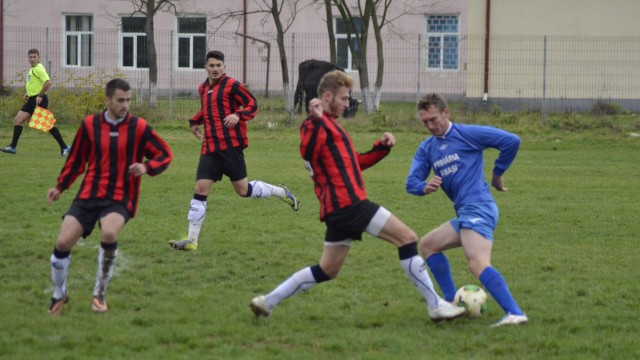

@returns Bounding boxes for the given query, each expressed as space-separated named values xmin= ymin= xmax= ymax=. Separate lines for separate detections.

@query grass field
xmin=1 ymin=117 xmax=639 ymax=359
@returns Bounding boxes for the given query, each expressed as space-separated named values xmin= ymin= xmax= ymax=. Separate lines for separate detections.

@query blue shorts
xmin=449 ymin=202 xmax=499 ymax=240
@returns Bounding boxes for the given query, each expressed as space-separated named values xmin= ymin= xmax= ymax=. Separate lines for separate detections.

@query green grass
xmin=1 ymin=117 xmax=639 ymax=359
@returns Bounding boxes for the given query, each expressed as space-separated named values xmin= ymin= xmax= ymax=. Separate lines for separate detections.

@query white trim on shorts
xmin=324 ymin=239 xmax=353 ymax=247
xmin=365 ymin=206 xmax=391 ymax=237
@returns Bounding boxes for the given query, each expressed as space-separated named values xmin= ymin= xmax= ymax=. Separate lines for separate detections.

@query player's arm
xmin=357 ymin=133 xmax=393 ymax=171
xmin=142 ymin=126 xmax=173 ymax=176
xmin=405 ymin=141 xmax=435 ymax=196
xmin=233 ymin=82 xmax=258 ymax=122
xmin=49 ymin=122 xmax=89 ymax=202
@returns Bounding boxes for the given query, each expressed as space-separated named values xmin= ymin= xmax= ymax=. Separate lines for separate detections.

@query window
xmin=334 ymin=17 xmax=363 ymax=71
xmin=177 ymin=17 xmax=207 ymax=69
xmin=65 ymin=15 xmax=93 ymax=67
xmin=121 ymin=17 xmax=148 ymax=68
xmin=426 ymin=15 xmax=459 ymax=70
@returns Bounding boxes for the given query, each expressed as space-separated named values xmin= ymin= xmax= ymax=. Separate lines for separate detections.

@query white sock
xmin=249 ymin=180 xmax=285 ymax=199
xmin=187 ymin=199 xmax=207 ymax=243
xmin=50 ymin=254 xmax=70 ymax=299
xmin=93 ymin=246 xmax=118 ymax=297
xmin=400 ymin=255 xmax=442 ymax=308
xmin=265 ymin=267 xmax=317 ymax=310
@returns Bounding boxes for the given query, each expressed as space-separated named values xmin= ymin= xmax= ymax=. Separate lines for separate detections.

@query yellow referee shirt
xmin=26 ymin=63 xmax=50 ymax=97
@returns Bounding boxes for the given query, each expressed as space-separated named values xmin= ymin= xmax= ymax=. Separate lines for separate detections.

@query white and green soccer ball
xmin=453 ymin=284 xmax=489 ymax=318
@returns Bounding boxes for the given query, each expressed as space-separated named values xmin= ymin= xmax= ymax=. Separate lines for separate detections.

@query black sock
xmin=9 ymin=125 xmax=23 ymax=148
xmin=49 ymin=127 xmax=67 ymax=149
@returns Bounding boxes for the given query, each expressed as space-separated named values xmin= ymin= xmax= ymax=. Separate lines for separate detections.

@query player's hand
xmin=492 ymin=173 xmax=508 ymax=192
xmin=380 ymin=132 xmax=396 ymax=147
xmin=36 ymin=96 xmax=43 ymax=106
xmin=129 ymin=163 xmax=147 ymax=177
xmin=423 ymin=176 xmax=442 ymax=194
xmin=223 ymin=114 xmax=240 ymax=128
xmin=23 ymin=95 xmax=29 ymax=100
xmin=309 ymin=98 xmax=323 ymax=118
xmin=47 ymin=188 xmax=61 ymax=205
xmin=190 ymin=125 xmax=203 ymax=141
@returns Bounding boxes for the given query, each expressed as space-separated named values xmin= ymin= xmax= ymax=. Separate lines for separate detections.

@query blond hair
xmin=317 ymin=70 xmax=353 ymax=97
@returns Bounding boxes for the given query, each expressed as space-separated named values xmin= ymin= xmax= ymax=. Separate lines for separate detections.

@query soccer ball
xmin=453 ymin=285 xmax=488 ymax=318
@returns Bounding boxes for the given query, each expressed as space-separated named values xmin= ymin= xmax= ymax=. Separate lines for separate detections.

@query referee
xmin=1 ymin=48 xmax=70 ymax=156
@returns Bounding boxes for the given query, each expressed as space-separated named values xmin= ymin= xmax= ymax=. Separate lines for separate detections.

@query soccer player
xmin=1 ymin=48 xmax=70 ymax=156
xmin=168 ymin=50 xmax=299 ymax=251
xmin=46 ymin=78 xmax=173 ymax=315
xmin=249 ymin=70 xmax=465 ymax=322
xmin=405 ymin=93 xmax=528 ymax=327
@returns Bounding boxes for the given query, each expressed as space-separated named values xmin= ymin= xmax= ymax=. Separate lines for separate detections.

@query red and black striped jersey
xmin=189 ymin=74 xmax=258 ymax=154
xmin=55 ymin=112 xmax=173 ymax=217
xmin=300 ymin=112 xmax=391 ymax=221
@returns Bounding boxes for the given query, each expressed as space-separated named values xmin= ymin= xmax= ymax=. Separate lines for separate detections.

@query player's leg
xmin=170 ymin=154 xmax=217 ymax=251
xmin=250 ymin=244 xmax=348 ymax=318
xmin=48 ymin=215 xmax=84 ymax=315
xmin=374 ymin=209 xmax=465 ymax=321
xmin=1 ymin=110 xmax=30 ymax=153
xmin=91 ymin=209 xmax=127 ymax=313
xmin=461 ymin=231 xmax=526 ymax=326
xmin=421 ymin=221 xmax=461 ymax=302
xmin=226 ymin=147 xmax=299 ymax=210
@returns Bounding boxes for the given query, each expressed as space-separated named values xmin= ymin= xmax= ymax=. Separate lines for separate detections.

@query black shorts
xmin=324 ymin=199 xmax=381 ymax=242
xmin=21 ymin=95 xmax=48 ymax=114
xmin=64 ymin=199 xmax=130 ymax=238
xmin=196 ymin=147 xmax=248 ymax=182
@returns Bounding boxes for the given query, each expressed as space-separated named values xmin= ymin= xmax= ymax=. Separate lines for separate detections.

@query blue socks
xmin=425 ymin=253 xmax=457 ymax=302
xmin=479 ymin=266 xmax=524 ymax=315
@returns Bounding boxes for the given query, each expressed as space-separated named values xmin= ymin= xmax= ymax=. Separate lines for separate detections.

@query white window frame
xmin=119 ymin=16 xmax=149 ymax=69
xmin=333 ymin=17 xmax=363 ymax=71
xmin=425 ymin=14 xmax=460 ymax=71
xmin=176 ymin=16 xmax=207 ymax=70
xmin=63 ymin=14 xmax=93 ymax=67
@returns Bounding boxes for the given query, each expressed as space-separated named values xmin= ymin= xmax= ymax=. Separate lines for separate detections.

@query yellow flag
xmin=28 ymin=106 xmax=57 ymax=132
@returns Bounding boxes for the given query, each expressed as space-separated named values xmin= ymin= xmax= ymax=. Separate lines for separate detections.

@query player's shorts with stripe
xmin=196 ymin=147 xmax=247 ymax=182
xmin=324 ymin=199 xmax=390 ymax=242
xmin=64 ymin=199 xmax=130 ymax=238
xmin=450 ymin=201 xmax=499 ymax=240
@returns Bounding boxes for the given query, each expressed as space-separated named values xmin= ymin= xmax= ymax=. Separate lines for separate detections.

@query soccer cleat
xmin=168 ymin=239 xmax=198 ymax=251
xmin=249 ymin=295 xmax=272 ymax=318
xmin=428 ymin=300 xmax=466 ymax=322
xmin=279 ymin=184 xmax=300 ymax=211
xmin=1 ymin=146 xmax=16 ymax=154
xmin=91 ymin=295 xmax=108 ymax=313
xmin=61 ymin=145 xmax=71 ymax=157
xmin=490 ymin=313 xmax=528 ymax=327
xmin=48 ymin=294 xmax=69 ymax=315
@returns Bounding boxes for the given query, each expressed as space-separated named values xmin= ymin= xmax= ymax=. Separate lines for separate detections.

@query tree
xmin=130 ymin=0 xmax=178 ymax=108
xmin=210 ymin=0 xmax=313 ymax=120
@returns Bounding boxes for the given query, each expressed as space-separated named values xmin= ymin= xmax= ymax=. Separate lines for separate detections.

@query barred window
xmin=334 ymin=17 xmax=363 ymax=71
xmin=426 ymin=15 xmax=459 ymax=70
xmin=177 ymin=17 xmax=207 ymax=69
xmin=65 ymin=15 xmax=93 ymax=67
xmin=121 ymin=17 xmax=148 ymax=68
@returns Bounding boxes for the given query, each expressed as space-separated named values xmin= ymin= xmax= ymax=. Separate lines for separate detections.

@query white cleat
xmin=491 ymin=313 xmax=528 ymax=327
xmin=250 ymin=295 xmax=272 ymax=318
xmin=428 ymin=300 xmax=466 ymax=322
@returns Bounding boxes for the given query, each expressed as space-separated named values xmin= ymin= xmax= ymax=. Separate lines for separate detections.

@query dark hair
xmin=206 ymin=50 xmax=225 ymax=63
xmin=28 ymin=48 xmax=40 ymax=56
xmin=417 ymin=93 xmax=448 ymax=112
xmin=105 ymin=78 xmax=131 ymax=97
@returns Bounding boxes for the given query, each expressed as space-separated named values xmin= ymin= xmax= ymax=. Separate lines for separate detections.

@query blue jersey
xmin=405 ymin=123 xmax=520 ymax=210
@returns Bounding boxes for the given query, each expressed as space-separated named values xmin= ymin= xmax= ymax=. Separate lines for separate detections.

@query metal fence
xmin=2 ymin=26 xmax=640 ymax=119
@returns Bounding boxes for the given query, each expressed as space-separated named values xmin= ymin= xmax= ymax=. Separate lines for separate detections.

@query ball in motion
xmin=453 ymin=284 xmax=488 ymax=318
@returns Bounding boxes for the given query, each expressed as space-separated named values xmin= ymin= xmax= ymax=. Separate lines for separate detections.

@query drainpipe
xmin=242 ymin=0 xmax=247 ymax=84
xmin=483 ymin=0 xmax=491 ymax=102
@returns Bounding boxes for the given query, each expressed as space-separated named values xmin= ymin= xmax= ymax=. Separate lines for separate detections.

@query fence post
xmin=542 ymin=35 xmax=547 ymax=126
xmin=169 ymin=30 xmax=174 ymax=119
xmin=289 ymin=33 xmax=296 ymax=127
xmin=416 ymin=34 xmax=422 ymax=107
